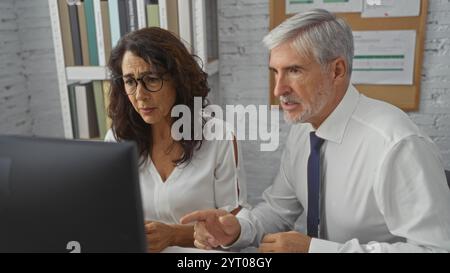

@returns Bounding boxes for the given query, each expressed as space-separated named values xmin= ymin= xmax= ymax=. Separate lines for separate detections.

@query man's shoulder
xmin=351 ymin=94 xmax=424 ymax=143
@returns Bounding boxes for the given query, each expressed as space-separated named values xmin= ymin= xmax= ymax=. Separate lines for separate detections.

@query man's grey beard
xmin=283 ymin=110 xmax=304 ymax=124
xmin=280 ymin=94 xmax=304 ymax=124
xmin=281 ymin=84 xmax=332 ymax=125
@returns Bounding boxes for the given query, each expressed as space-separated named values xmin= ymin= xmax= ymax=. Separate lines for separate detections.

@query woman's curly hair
xmin=107 ymin=27 xmax=210 ymax=166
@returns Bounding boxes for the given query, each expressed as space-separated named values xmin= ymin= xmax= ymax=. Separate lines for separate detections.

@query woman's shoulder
xmin=197 ymin=117 xmax=239 ymax=164
xmin=202 ymin=117 xmax=235 ymax=142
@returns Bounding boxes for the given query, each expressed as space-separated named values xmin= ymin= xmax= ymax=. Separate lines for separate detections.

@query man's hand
xmin=259 ymin=231 xmax=312 ymax=253
xmin=145 ymin=221 xmax=175 ymax=253
xmin=180 ymin=209 xmax=241 ymax=249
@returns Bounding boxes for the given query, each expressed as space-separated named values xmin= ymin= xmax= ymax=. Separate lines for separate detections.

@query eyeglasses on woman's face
xmin=115 ymin=72 xmax=166 ymax=95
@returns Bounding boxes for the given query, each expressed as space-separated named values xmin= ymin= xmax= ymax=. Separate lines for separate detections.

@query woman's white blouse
xmin=104 ymin=122 xmax=248 ymax=224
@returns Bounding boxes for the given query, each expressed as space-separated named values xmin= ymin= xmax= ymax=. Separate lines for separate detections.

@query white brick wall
xmin=0 ymin=0 xmax=31 ymax=135
xmin=0 ymin=0 xmax=63 ymax=137
xmin=18 ymin=0 xmax=64 ymax=137
xmin=218 ymin=0 xmax=450 ymax=205
xmin=414 ymin=0 xmax=450 ymax=171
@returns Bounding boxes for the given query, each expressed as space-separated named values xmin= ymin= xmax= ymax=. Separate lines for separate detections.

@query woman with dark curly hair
xmin=104 ymin=27 xmax=247 ymax=252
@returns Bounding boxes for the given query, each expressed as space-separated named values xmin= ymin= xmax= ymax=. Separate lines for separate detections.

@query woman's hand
xmin=145 ymin=221 xmax=175 ymax=253
xmin=145 ymin=221 xmax=195 ymax=252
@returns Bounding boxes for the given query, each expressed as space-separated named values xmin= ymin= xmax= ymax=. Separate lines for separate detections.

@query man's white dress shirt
xmin=233 ymin=85 xmax=450 ymax=252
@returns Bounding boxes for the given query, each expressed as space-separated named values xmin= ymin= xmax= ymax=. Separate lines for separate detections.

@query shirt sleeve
xmin=213 ymin=126 xmax=249 ymax=212
xmin=230 ymin=135 xmax=305 ymax=249
xmin=310 ymin=135 xmax=450 ymax=253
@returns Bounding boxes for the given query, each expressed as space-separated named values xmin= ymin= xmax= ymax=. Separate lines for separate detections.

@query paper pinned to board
xmin=362 ymin=0 xmax=421 ymax=18
xmin=351 ymin=30 xmax=417 ymax=85
xmin=286 ymin=0 xmax=363 ymax=14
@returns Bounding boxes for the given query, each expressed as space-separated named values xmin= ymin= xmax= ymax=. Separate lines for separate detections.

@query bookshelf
xmin=49 ymin=0 xmax=219 ymax=139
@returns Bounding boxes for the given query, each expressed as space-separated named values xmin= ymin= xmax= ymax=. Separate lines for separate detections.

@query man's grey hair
xmin=263 ymin=9 xmax=354 ymax=77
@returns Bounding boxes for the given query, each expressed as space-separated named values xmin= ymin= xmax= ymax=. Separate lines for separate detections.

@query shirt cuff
xmin=309 ymin=238 xmax=340 ymax=253
xmin=220 ymin=216 xmax=254 ymax=250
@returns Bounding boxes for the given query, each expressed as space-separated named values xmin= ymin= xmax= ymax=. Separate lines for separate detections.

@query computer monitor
xmin=0 ymin=135 xmax=146 ymax=253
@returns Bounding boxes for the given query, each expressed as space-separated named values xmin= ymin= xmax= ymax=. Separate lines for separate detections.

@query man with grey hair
xmin=181 ymin=9 xmax=450 ymax=252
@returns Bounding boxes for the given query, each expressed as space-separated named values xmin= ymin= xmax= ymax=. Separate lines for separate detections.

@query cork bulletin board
xmin=269 ymin=0 xmax=428 ymax=111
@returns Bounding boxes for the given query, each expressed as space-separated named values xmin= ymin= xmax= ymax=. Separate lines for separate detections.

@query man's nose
xmin=273 ymin=74 xmax=290 ymax=98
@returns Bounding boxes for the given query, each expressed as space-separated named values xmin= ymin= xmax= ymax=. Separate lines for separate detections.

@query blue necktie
xmin=307 ymin=132 xmax=325 ymax=238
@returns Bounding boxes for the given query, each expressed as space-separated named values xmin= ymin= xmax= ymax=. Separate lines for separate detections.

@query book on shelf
xmin=93 ymin=0 xmax=106 ymax=66
xmin=177 ymin=0 xmax=193 ymax=52
xmin=103 ymin=81 xmax=112 ymax=131
xmin=77 ymin=2 xmax=91 ymax=66
xmin=68 ymin=80 xmax=111 ymax=140
xmin=126 ymin=0 xmax=139 ymax=32
xmin=117 ymin=0 xmax=129 ymax=37
xmin=68 ymin=4 xmax=83 ymax=65
xmin=57 ymin=0 xmax=75 ymax=66
xmin=108 ymin=0 xmax=122 ymax=48
xmin=166 ymin=0 xmax=179 ymax=36
xmin=74 ymin=82 xmax=99 ymax=139
xmin=136 ymin=0 xmax=148 ymax=28
xmin=158 ymin=0 xmax=167 ymax=29
xmin=93 ymin=81 xmax=107 ymax=139
xmin=67 ymin=83 xmax=79 ymax=138
xmin=84 ymin=0 xmax=99 ymax=66
xmin=101 ymin=0 xmax=113 ymax=62
xmin=147 ymin=0 xmax=160 ymax=27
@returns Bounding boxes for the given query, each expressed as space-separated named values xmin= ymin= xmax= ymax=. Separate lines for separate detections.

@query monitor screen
xmin=0 ymin=135 xmax=146 ymax=253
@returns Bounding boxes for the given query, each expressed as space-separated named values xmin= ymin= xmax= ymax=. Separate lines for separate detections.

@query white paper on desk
xmin=362 ymin=0 xmax=421 ymax=18
xmin=286 ymin=0 xmax=362 ymax=14
xmin=161 ymin=246 xmax=236 ymax=253
xmin=351 ymin=30 xmax=416 ymax=85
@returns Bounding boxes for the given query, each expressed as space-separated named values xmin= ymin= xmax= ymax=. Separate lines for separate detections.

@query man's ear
xmin=331 ymin=57 xmax=347 ymax=83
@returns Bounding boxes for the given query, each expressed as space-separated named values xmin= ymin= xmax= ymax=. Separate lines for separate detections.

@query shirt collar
xmin=315 ymin=84 xmax=360 ymax=144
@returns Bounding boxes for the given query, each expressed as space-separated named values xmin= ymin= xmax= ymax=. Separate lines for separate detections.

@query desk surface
xmin=161 ymin=246 xmax=232 ymax=253
xmin=161 ymin=246 xmax=259 ymax=253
